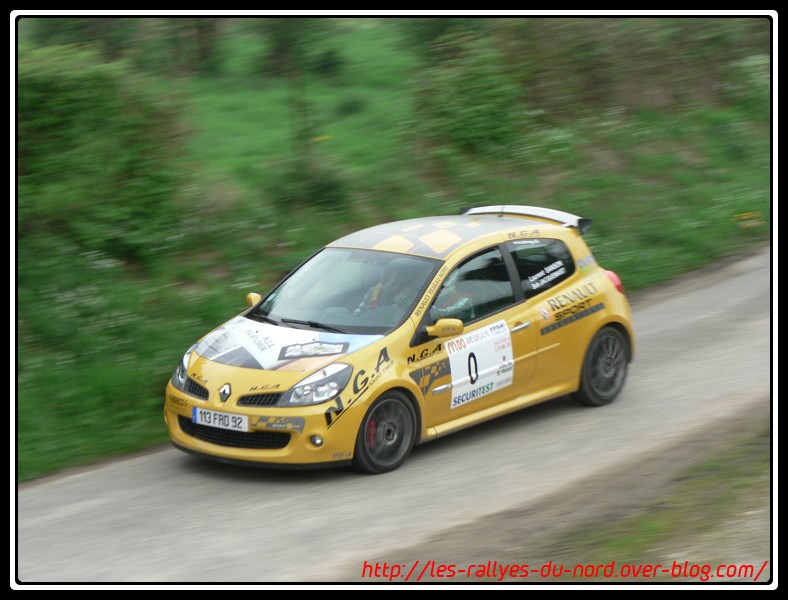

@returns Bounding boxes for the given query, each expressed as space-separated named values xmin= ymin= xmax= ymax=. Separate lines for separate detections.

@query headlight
xmin=279 ymin=363 xmax=352 ymax=406
xmin=170 ymin=344 xmax=196 ymax=392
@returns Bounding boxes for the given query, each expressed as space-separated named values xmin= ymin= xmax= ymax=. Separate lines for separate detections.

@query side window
xmin=429 ymin=247 xmax=516 ymax=323
xmin=509 ymin=238 xmax=575 ymax=298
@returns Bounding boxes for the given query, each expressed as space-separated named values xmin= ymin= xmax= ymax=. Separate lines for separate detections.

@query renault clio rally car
xmin=164 ymin=205 xmax=635 ymax=474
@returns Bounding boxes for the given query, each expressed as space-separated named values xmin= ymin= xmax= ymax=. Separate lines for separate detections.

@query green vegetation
xmin=16 ymin=17 xmax=771 ymax=481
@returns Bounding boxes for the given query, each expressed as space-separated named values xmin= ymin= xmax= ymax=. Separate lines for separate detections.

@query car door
xmin=506 ymin=237 xmax=599 ymax=391
xmin=408 ymin=246 xmax=539 ymax=432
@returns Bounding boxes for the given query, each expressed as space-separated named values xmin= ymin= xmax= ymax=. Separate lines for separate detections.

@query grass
xmin=16 ymin=20 xmax=771 ymax=482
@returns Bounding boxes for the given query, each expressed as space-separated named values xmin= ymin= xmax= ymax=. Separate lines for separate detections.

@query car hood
xmin=193 ymin=315 xmax=383 ymax=373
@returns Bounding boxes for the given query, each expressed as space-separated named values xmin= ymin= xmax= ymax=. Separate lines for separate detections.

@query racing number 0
xmin=468 ymin=352 xmax=479 ymax=385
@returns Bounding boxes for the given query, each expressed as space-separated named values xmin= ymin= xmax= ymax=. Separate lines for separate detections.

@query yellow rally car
xmin=164 ymin=205 xmax=635 ymax=474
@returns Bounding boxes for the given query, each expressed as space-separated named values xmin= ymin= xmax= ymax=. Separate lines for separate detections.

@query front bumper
xmin=164 ymin=382 xmax=360 ymax=468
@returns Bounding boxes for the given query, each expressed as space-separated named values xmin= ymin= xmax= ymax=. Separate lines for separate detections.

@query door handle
xmin=511 ymin=321 xmax=531 ymax=332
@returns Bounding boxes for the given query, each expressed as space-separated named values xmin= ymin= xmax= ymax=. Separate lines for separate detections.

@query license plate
xmin=192 ymin=407 xmax=248 ymax=432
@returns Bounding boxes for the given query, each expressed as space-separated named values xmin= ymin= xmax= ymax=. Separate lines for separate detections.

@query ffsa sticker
xmin=444 ymin=320 xmax=513 ymax=409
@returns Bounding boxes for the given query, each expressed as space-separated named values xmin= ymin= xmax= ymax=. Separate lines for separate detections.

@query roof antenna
xmin=499 ymin=174 xmax=513 ymax=217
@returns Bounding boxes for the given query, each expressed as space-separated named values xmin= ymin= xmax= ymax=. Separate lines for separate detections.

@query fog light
xmin=310 ymin=435 xmax=324 ymax=447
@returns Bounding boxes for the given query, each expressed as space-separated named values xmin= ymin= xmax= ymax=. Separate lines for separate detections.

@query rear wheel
xmin=353 ymin=391 xmax=416 ymax=474
xmin=571 ymin=327 xmax=630 ymax=406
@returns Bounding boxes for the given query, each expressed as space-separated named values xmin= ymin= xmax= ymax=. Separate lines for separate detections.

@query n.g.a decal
xmin=352 ymin=347 xmax=391 ymax=396
xmin=326 ymin=347 xmax=392 ymax=428
xmin=406 ymin=343 xmax=442 ymax=364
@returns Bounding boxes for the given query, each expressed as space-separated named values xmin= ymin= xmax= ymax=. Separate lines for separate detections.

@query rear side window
xmin=508 ymin=238 xmax=575 ymax=298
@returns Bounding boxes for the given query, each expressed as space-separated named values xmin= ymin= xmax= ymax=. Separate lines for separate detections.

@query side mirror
xmin=425 ymin=318 xmax=464 ymax=338
xmin=245 ymin=292 xmax=263 ymax=308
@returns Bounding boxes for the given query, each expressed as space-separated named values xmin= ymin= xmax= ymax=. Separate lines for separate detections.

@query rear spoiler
xmin=460 ymin=205 xmax=591 ymax=234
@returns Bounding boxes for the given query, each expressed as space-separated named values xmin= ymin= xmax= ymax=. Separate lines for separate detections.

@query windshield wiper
xmin=247 ymin=312 xmax=279 ymax=326
xmin=280 ymin=318 xmax=347 ymax=333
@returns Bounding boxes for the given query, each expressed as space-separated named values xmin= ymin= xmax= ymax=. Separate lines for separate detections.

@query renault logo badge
xmin=219 ymin=383 xmax=232 ymax=402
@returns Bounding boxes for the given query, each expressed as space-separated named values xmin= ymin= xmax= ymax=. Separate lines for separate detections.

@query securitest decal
xmin=541 ymin=282 xmax=604 ymax=335
xmin=194 ymin=316 xmax=381 ymax=371
xmin=445 ymin=320 xmax=513 ymax=409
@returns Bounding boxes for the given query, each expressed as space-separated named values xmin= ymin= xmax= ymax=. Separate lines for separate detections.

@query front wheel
xmin=353 ymin=391 xmax=416 ymax=474
xmin=571 ymin=326 xmax=630 ymax=407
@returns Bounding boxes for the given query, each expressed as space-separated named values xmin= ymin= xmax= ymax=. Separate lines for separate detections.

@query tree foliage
xmin=491 ymin=17 xmax=771 ymax=118
xmin=18 ymin=45 xmax=186 ymax=265
xmin=26 ymin=17 xmax=135 ymax=61
xmin=252 ymin=18 xmax=337 ymax=77
xmin=414 ymin=34 xmax=522 ymax=155
xmin=23 ymin=17 xmax=225 ymax=75
xmin=393 ymin=17 xmax=488 ymax=62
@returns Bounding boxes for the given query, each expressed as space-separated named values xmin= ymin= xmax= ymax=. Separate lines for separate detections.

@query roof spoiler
xmin=460 ymin=205 xmax=592 ymax=234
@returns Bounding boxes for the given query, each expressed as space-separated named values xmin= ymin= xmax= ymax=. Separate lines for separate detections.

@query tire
xmin=571 ymin=326 xmax=630 ymax=407
xmin=353 ymin=391 xmax=417 ymax=474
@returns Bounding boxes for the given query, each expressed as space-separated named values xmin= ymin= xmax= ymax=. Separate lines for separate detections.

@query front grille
xmin=236 ymin=393 xmax=283 ymax=407
xmin=178 ymin=416 xmax=290 ymax=449
xmin=185 ymin=378 xmax=209 ymax=400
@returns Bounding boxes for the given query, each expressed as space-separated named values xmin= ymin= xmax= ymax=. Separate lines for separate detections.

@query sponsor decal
xmin=540 ymin=281 xmax=603 ymax=335
xmin=351 ymin=347 xmax=391 ymax=397
xmin=409 ymin=359 xmax=451 ymax=396
xmin=445 ymin=320 xmax=514 ymax=409
xmin=326 ymin=347 xmax=393 ymax=428
xmin=245 ymin=329 xmax=275 ymax=352
xmin=529 ymin=259 xmax=566 ymax=290
xmin=545 ymin=281 xmax=599 ymax=312
xmin=414 ymin=265 xmax=450 ymax=317
xmin=451 ymin=382 xmax=496 ymax=408
xmin=406 ymin=343 xmax=442 ymax=364
xmin=190 ymin=372 xmax=209 ymax=386
xmin=506 ymin=228 xmax=541 ymax=239
xmin=278 ymin=341 xmax=349 ymax=360
xmin=251 ymin=415 xmax=305 ymax=432
xmin=168 ymin=394 xmax=188 ymax=407
xmin=248 ymin=383 xmax=280 ymax=391
xmin=194 ymin=316 xmax=381 ymax=371
xmin=540 ymin=302 xmax=605 ymax=334
xmin=576 ymin=254 xmax=596 ymax=270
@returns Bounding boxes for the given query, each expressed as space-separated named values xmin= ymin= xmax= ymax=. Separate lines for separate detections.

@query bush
xmin=309 ymin=47 xmax=345 ymax=78
xmin=18 ymin=45 xmax=186 ymax=265
xmin=725 ymin=54 xmax=771 ymax=121
xmin=414 ymin=35 xmax=522 ymax=155
xmin=264 ymin=157 xmax=349 ymax=209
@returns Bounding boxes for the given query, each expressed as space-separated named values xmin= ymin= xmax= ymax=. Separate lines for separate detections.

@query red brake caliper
xmin=366 ymin=419 xmax=377 ymax=449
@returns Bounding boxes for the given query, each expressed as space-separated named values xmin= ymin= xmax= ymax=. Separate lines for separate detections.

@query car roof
xmin=328 ymin=206 xmax=589 ymax=260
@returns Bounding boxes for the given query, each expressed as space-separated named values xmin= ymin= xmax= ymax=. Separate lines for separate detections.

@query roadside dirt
xmin=343 ymin=392 xmax=772 ymax=586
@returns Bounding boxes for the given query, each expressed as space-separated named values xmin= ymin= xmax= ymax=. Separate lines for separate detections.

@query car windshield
xmin=248 ymin=248 xmax=440 ymax=335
